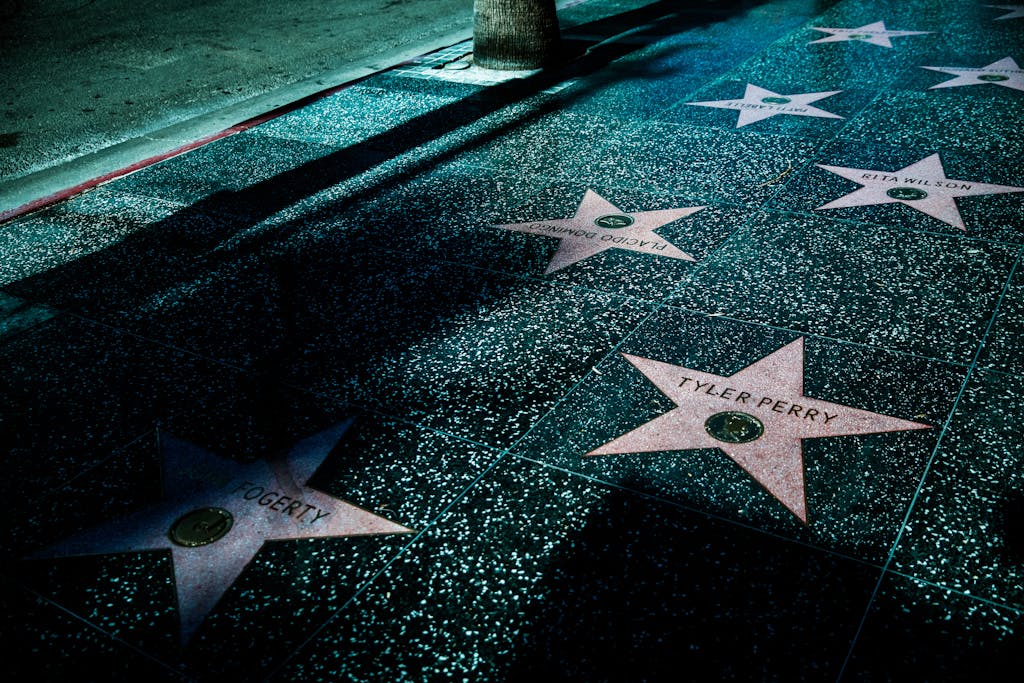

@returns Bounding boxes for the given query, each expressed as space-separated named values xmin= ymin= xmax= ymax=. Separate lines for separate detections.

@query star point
xmin=29 ymin=421 xmax=411 ymax=642
xmin=495 ymin=189 xmax=704 ymax=273
xmin=814 ymin=153 xmax=1024 ymax=230
xmin=686 ymin=83 xmax=844 ymax=128
xmin=586 ymin=338 xmax=931 ymax=523
xmin=809 ymin=21 xmax=931 ymax=48
xmin=986 ymin=4 xmax=1024 ymax=20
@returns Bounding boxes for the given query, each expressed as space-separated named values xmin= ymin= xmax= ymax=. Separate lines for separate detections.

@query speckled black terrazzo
xmin=548 ymin=1 xmax=822 ymax=123
xmin=838 ymin=85 xmax=1024 ymax=158
xmin=269 ymin=456 xmax=881 ymax=682
xmin=569 ymin=118 xmax=822 ymax=207
xmin=842 ymin=573 xmax=1022 ymax=681
xmin=112 ymin=130 xmax=396 ymax=225
xmin=667 ymin=210 xmax=1020 ymax=362
xmin=281 ymin=248 xmax=651 ymax=447
xmin=977 ymin=263 xmax=1024 ymax=375
xmin=3 ymin=0 xmax=1022 ymax=679
xmin=0 ymin=291 xmax=56 ymax=340
xmin=456 ymin=110 xmax=623 ymax=178
xmin=3 ymin=577 xmax=188 ymax=682
xmin=890 ymin=370 xmax=1024 ymax=610
xmin=307 ymin=414 xmax=505 ymax=531
xmin=0 ymin=188 xmax=234 ymax=287
xmin=266 ymin=160 xmax=551 ymax=263
xmin=0 ymin=317 xmax=180 ymax=510
xmin=247 ymin=85 xmax=460 ymax=153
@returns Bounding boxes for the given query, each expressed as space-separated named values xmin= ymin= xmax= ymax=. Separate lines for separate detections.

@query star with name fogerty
xmin=987 ymin=5 xmax=1024 ymax=20
xmin=814 ymin=153 xmax=1024 ymax=230
xmin=29 ymin=422 xmax=410 ymax=642
xmin=922 ymin=57 xmax=1024 ymax=92
xmin=809 ymin=21 xmax=931 ymax=48
xmin=686 ymin=84 xmax=844 ymax=128
xmin=587 ymin=338 xmax=930 ymax=522
xmin=495 ymin=189 xmax=704 ymax=274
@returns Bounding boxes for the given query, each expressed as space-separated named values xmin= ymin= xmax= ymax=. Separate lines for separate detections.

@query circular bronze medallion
xmin=761 ymin=96 xmax=792 ymax=105
xmin=705 ymin=411 xmax=764 ymax=444
xmin=978 ymin=74 xmax=1009 ymax=82
xmin=595 ymin=214 xmax=634 ymax=229
xmin=886 ymin=187 xmax=928 ymax=201
xmin=169 ymin=507 xmax=233 ymax=547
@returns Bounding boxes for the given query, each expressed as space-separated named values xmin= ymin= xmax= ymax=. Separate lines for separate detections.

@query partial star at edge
xmin=808 ymin=21 xmax=932 ymax=48
xmin=814 ymin=153 xmax=1024 ymax=230
xmin=986 ymin=5 xmax=1024 ymax=20
xmin=686 ymin=83 xmax=844 ymax=127
xmin=922 ymin=57 xmax=1024 ymax=92
xmin=586 ymin=338 xmax=930 ymax=523
xmin=495 ymin=189 xmax=705 ymax=274
xmin=28 ymin=421 xmax=411 ymax=642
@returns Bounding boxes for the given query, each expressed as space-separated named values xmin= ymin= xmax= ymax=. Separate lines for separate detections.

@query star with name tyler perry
xmin=808 ymin=21 xmax=931 ymax=48
xmin=29 ymin=422 xmax=410 ymax=642
xmin=813 ymin=153 xmax=1024 ymax=229
xmin=686 ymin=83 xmax=844 ymax=127
xmin=987 ymin=5 xmax=1024 ymax=20
xmin=921 ymin=57 xmax=1024 ymax=92
xmin=495 ymin=189 xmax=705 ymax=273
xmin=587 ymin=338 xmax=930 ymax=522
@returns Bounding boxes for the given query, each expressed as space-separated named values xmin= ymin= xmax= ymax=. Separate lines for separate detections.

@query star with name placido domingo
xmin=685 ymin=83 xmax=843 ymax=128
xmin=29 ymin=422 xmax=410 ymax=642
xmin=921 ymin=57 xmax=1024 ymax=92
xmin=495 ymin=189 xmax=705 ymax=273
xmin=814 ymin=153 xmax=1024 ymax=230
xmin=808 ymin=21 xmax=931 ymax=48
xmin=587 ymin=338 xmax=930 ymax=522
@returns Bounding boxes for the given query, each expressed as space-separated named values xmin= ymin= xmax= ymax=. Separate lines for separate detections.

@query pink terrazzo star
xmin=30 ymin=421 xmax=410 ymax=642
xmin=494 ymin=189 xmax=704 ymax=274
xmin=686 ymin=83 xmax=844 ymax=128
xmin=808 ymin=21 xmax=931 ymax=48
xmin=922 ymin=57 xmax=1024 ymax=92
xmin=814 ymin=153 xmax=1024 ymax=230
xmin=587 ymin=338 xmax=930 ymax=522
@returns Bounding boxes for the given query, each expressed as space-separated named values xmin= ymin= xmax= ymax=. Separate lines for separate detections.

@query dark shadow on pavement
xmin=2 ymin=1 xmax=772 ymax=460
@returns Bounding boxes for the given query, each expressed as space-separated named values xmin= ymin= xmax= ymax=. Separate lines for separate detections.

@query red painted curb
xmin=0 ymin=128 xmax=238 ymax=224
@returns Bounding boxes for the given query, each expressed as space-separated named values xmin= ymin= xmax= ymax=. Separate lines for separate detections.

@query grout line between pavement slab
xmin=834 ymin=247 xmax=1024 ymax=682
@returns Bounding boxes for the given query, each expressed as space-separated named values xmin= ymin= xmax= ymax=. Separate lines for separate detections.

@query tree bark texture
xmin=473 ymin=0 xmax=560 ymax=70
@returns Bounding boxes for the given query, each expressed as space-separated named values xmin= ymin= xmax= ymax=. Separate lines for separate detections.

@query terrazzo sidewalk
xmin=2 ymin=0 xmax=1022 ymax=680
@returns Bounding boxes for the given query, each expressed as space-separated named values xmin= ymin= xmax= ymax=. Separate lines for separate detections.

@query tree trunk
xmin=473 ymin=0 xmax=560 ymax=70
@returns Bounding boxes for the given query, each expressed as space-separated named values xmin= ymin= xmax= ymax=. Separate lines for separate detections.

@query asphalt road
xmin=1 ymin=0 xmax=477 ymax=212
